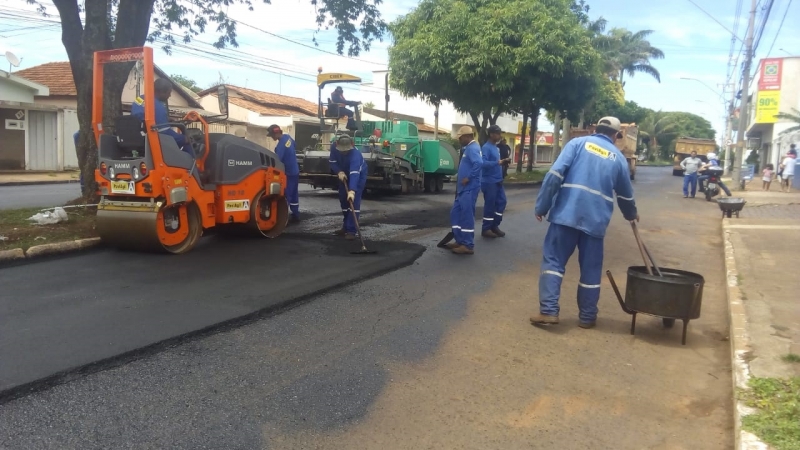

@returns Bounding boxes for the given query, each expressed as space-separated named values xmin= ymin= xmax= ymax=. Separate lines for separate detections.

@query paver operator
xmin=331 ymin=86 xmax=360 ymax=131
xmin=445 ymin=126 xmax=483 ymax=255
xmin=531 ymin=116 xmax=639 ymax=329
xmin=481 ymin=125 xmax=512 ymax=238
xmin=267 ymin=124 xmax=301 ymax=224
xmin=131 ymin=78 xmax=193 ymax=156
xmin=329 ymin=135 xmax=368 ymax=241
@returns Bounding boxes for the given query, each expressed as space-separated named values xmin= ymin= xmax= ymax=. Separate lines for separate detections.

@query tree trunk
xmin=468 ymin=111 xmax=490 ymax=145
xmin=578 ymin=109 xmax=585 ymax=129
xmin=516 ymin=113 xmax=528 ymax=174
xmin=53 ymin=0 xmax=155 ymax=202
xmin=553 ymin=110 xmax=562 ymax=157
xmin=527 ymin=102 xmax=539 ymax=172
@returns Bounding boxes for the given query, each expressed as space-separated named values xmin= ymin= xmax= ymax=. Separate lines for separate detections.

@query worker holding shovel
xmin=531 ymin=117 xmax=639 ymax=329
xmin=329 ymin=135 xmax=368 ymax=241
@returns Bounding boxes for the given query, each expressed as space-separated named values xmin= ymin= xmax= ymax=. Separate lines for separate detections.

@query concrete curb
xmin=0 ymin=238 xmax=102 ymax=267
xmin=722 ymin=219 xmax=769 ymax=450
xmin=0 ymin=180 xmax=81 ymax=187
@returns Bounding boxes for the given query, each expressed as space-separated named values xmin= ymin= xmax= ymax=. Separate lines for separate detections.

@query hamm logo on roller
xmin=585 ymin=142 xmax=616 ymax=161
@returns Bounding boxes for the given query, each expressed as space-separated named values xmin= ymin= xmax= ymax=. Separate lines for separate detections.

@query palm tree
xmin=614 ymin=29 xmax=664 ymax=84
xmin=638 ymin=111 xmax=678 ymax=160
xmin=591 ymin=27 xmax=665 ymax=85
xmin=775 ymin=108 xmax=800 ymax=135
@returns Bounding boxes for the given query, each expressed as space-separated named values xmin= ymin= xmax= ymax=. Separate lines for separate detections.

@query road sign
xmin=726 ymin=139 xmax=732 ymax=146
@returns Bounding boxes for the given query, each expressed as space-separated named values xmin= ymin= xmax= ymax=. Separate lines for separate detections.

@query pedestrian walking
xmin=680 ymin=151 xmax=702 ymax=198
xmin=329 ymin=135 xmax=368 ymax=240
xmin=267 ymin=124 xmax=300 ymax=223
xmin=481 ymin=125 xmax=511 ymax=238
xmin=498 ymin=138 xmax=512 ymax=179
xmin=762 ymin=164 xmax=774 ymax=191
xmin=780 ymin=146 xmax=796 ymax=193
xmin=531 ymin=116 xmax=639 ymax=328
xmin=445 ymin=126 xmax=482 ymax=255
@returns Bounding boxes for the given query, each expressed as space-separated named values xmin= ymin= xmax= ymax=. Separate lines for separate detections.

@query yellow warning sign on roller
xmin=224 ymin=200 xmax=250 ymax=212
xmin=111 ymin=180 xmax=135 ymax=194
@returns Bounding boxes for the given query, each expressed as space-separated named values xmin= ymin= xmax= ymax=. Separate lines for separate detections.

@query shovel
xmin=341 ymin=179 xmax=377 ymax=255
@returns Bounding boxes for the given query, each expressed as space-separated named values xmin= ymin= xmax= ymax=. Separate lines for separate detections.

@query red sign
xmin=758 ymin=58 xmax=783 ymax=91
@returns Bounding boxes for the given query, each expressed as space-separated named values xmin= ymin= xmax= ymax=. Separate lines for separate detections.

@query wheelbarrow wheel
xmin=663 ymin=318 xmax=676 ymax=328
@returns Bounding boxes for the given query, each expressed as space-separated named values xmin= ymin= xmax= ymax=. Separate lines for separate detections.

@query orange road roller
xmin=92 ymin=47 xmax=288 ymax=254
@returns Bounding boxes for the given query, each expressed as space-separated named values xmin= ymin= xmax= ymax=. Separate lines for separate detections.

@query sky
xmin=1 ymin=0 xmax=799 ymax=141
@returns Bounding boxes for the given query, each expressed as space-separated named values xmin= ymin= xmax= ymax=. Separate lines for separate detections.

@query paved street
xmin=0 ymin=167 xmax=733 ymax=449
xmin=0 ymin=183 xmax=82 ymax=210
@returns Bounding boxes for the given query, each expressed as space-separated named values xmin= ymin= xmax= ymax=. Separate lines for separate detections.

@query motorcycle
xmin=703 ymin=167 xmax=725 ymax=202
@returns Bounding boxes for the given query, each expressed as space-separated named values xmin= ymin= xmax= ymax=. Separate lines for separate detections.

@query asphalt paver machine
xmin=92 ymin=47 xmax=289 ymax=254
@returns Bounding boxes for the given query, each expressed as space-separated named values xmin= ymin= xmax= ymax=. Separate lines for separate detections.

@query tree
xmin=637 ymin=111 xmax=678 ymax=160
xmin=775 ymin=108 xmax=800 ymax=135
xmin=363 ymin=101 xmax=376 ymax=109
xmin=581 ymin=78 xmax=625 ymax=126
xmin=171 ymin=74 xmax=202 ymax=93
xmin=388 ymin=0 xmax=598 ymax=145
xmin=29 ymin=0 xmax=387 ymax=200
xmin=589 ymin=24 xmax=664 ymax=85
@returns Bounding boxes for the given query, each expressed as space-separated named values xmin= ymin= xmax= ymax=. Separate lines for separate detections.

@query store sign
xmin=758 ymin=58 xmax=782 ymax=91
xmin=754 ymin=90 xmax=780 ymax=124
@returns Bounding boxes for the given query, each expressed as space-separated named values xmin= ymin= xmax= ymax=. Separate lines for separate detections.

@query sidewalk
xmin=723 ymin=189 xmax=800 ymax=449
xmin=0 ymin=171 xmax=81 ymax=186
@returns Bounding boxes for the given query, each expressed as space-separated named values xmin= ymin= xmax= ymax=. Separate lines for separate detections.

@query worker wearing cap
xmin=481 ymin=124 xmax=511 ymax=238
xmin=531 ymin=116 xmax=639 ymax=329
xmin=267 ymin=125 xmax=300 ymax=223
xmin=446 ymin=126 xmax=483 ymax=255
xmin=328 ymin=135 xmax=368 ymax=240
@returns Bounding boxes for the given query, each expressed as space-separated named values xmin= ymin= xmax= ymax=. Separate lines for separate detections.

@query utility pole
xmin=723 ymin=93 xmax=735 ymax=176
xmin=733 ymin=0 xmax=757 ymax=190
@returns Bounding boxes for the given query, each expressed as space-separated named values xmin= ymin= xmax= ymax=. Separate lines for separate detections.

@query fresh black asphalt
xmin=0 ymin=234 xmax=424 ymax=398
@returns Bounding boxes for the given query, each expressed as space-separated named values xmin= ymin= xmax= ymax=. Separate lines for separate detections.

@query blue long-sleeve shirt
xmin=457 ymin=140 xmax=482 ymax=193
xmin=481 ymin=140 xmax=503 ymax=184
xmin=274 ymin=133 xmax=299 ymax=176
xmin=329 ymin=143 xmax=368 ymax=191
xmin=535 ymin=133 xmax=637 ymax=238
xmin=130 ymin=95 xmax=187 ymax=147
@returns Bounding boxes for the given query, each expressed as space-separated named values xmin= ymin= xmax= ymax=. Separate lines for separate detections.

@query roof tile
xmin=15 ymin=62 xmax=77 ymax=96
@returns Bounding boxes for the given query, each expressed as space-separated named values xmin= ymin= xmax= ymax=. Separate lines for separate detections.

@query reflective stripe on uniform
xmin=495 ymin=212 xmax=503 ymax=216
xmin=548 ymin=169 xmax=564 ymax=180
xmin=483 ymin=217 xmax=494 ymax=221
xmin=617 ymin=195 xmax=634 ymax=201
xmin=562 ymin=183 xmax=614 ymax=202
xmin=579 ymin=282 xmax=601 ymax=289
xmin=542 ymin=270 xmax=563 ymax=278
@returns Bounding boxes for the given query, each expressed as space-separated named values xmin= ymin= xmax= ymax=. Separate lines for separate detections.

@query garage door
xmin=28 ymin=110 xmax=58 ymax=170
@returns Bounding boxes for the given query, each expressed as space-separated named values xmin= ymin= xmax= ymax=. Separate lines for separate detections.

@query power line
xmin=685 ymin=0 xmax=745 ymax=43
xmin=765 ymin=0 xmax=793 ymax=57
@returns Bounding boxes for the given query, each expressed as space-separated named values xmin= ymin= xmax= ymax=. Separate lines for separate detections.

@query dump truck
xmin=297 ymin=71 xmax=459 ymax=193
xmin=672 ymin=137 xmax=717 ymax=176
xmin=565 ymin=123 xmax=639 ymax=180
xmin=92 ymin=47 xmax=288 ymax=254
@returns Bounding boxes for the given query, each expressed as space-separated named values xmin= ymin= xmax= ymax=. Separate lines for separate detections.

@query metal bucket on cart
xmin=606 ymin=267 xmax=704 ymax=345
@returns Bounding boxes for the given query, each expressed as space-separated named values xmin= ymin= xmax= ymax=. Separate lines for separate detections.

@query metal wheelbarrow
xmin=717 ymin=197 xmax=746 ymax=219
xmin=606 ymin=223 xmax=705 ymax=345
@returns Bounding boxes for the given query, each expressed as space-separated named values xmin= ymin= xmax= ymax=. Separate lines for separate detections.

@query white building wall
xmin=0 ymin=78 xmax=36 ymax=103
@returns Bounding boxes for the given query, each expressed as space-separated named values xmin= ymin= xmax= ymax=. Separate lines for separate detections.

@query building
xmin=7 ymin=61 xmax=224 ymax=171
xmin=198 ymin=85 xmax=320 ymax=151
xmin=0 ymin=69 xmax=52 ymax=170
xmin=746 ymin=56 xmax=800 ymax=186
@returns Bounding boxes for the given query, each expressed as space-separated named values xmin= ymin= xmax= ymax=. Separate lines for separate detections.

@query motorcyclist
xmin=697 ymin=153 xmax=731 ymax=196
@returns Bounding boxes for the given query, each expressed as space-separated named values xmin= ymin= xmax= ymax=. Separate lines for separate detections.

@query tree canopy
xmin=171 ymin=74 xmax=202 ymax=93
xmin=29 ymin=0 xmax=387 ymax=199
xmin=387 ymin=0 xmax=599 ymax=140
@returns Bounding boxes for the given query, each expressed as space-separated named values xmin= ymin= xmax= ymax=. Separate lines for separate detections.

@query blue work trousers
xmin=683 ymin=172 xmax=698 ymax=197
xmin=286 ymin=174 xmax=299 ymax=219
xmin=539 ymin=223 xmax=604 ymax=323
xmin=450 ymin=187 xmax=480 ymax=249
xmin=481 ymin=181 xmax=507 ymax=232
xmin=338 ymin=185 xmax=364 ymax=235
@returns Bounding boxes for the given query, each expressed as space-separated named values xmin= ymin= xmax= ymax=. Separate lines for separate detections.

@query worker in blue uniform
xmin=130 ymin=78 xmax=193 ymax=155
xmin=330 ymin=86 xmax=360 ymax=131
xmin=531 ymin=116 xmax=639 ymax=329
xmin=267 ymin=124 xmax=301 ymax=224
xmin=446 ymin=125 xmax=483 ymax=255
xmin=481 ymin=124 xmax=511 ymax=238
xmin=328 ymin=135 xmax=368 ymax=240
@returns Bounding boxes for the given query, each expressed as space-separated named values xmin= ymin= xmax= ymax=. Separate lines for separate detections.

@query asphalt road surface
xmin=0 ymin=183 xmax=82 ymax=210
xmin=0 ymin=167 xmax=733 ymax=449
